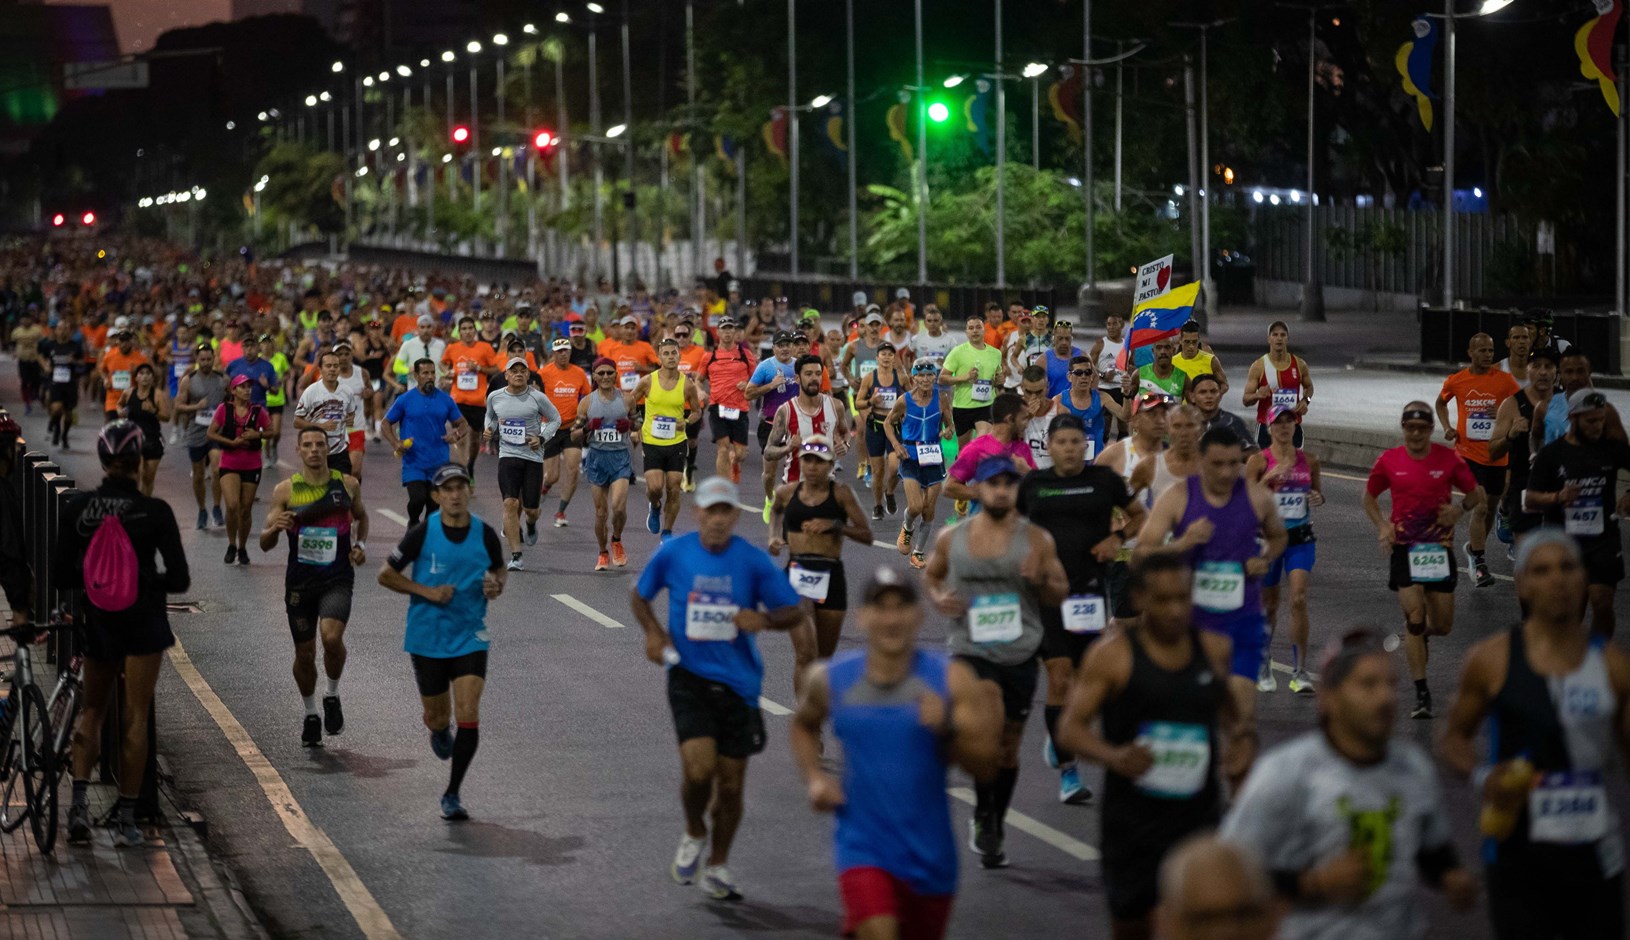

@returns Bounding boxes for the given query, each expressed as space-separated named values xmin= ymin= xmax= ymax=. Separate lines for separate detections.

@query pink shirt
xmin=213 ymin=402 xmax=269 ymax=472
xmin=1365 ymin=443 xmax=1477 ymax=544
xmin=948 ymin=433 xmax=1036 ymax=484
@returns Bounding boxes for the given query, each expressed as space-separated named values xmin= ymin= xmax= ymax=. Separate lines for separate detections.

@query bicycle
xmin=0 ymin=622 xmax=73 ymax=854
xmin=43 ymin=620 xmax=84 ymax=790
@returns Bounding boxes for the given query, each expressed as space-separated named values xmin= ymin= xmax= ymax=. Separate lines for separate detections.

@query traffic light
xmin=51 ymin=213 xmax=65 ymax=227
xmin=927 ymin=101 xmax=951 ymax=123
xmin=532 ymin=129 xmax=557 ymax=151
xmin=81 ymin=211 xmax=96 ymax=226
xmin=451 ymin=125 xmax=471 ymax=145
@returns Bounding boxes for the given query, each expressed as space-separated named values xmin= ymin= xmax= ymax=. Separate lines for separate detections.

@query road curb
xmin=158 ymin=758 xmax=270 ymax=940
xmin=1300 ymin=424 xmax=1399 ymax=473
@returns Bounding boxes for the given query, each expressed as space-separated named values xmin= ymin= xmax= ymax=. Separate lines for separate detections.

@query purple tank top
xmin=1176 ymin=475 xmax=1262 ymax=623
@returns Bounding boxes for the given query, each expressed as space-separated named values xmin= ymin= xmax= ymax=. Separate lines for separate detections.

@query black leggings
xmin=406 ymin=480 xmax=433 ymax=527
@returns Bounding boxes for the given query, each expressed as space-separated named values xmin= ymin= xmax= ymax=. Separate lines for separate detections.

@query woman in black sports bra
xmin=119 ymin=362 xmax=170 ymax=495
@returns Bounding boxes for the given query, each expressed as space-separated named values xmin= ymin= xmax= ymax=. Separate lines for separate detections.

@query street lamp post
xmin=1082 ymin=0 xmax=1099 ymax=313
xmin=620 ymin=4 xmax=636 ymax=286
xmin=1023 ymin=63 xmax=1046 ymax=172
xmin=995 ymin=0 xmax=1006 ymax=289
xmin=588 ymin=19 xmax=603 ymax=278
xmin=846 ymin=0 xmax=859 ymax=279
xmin=443 ymin=52 xmax=457 ymax=204
xmin=687 ymin=0 xmax=702 ymax=282
xmin=788 ymin=0 xmax=800 ymax=277
xmin=914 ymin=0 xmax=928 ymax=286
xmin=468 ymin=41 xmax=482 ymax=215
xmin=495 ymin=33 xmax=509 ymax=255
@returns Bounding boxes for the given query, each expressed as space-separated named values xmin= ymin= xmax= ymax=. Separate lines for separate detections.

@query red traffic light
xmin=532 ymin=129 xmax=556 ymax=149
xmin=451 ymin=125 xmax=471 ymax=144
xmin=51 ymin=213 xmax=65 ymax=227
xmin=81 ymin=211 xmax=96 ymax=226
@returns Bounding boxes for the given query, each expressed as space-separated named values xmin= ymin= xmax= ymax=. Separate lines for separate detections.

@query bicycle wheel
xmin=19 ymin=684 xmax=56 ymax=854
xmin=47 ymin=677 xmax=79 ymax=787
xmin=0 ymin=735 xmax=26 ymax=833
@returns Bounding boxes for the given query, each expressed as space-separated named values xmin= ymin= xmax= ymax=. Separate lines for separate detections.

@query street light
xmin=927 ymin=101 xmax=951 ymax=122
xmin=1021 ymin=62 xmax=1047 ymax=78
xmin=320 ymin=91 xmax=331 ymax=101
xmin=396 ymin=65 xmax=411 ymax=77
xmin=1023 ymin=62 xmax=1046 ymax=171
xmin=523 ymin=23 xmax=538 ymax=34
xmin=586 ymin=2 xmax=605 ymax=12
xmin=942 ymin=74 xmax=965 ymax=88
xmin=305 ymin=95 xmax=318 ymax=106
xmin=362 ymin=77 xmax=374 ymax=87
xmin=441 ymin=50 xmax=455 ymax=63
xmin=606 ymin=123 xmax=627 ymax=138
xmin=493 ymin=33 xmax=509 ymax=46
xmin=809 ymin=94 xmax=832 ymax=108
xmin=556 ymin=12 xmax=571 ymax=23
xmin=467 ymin=40 xmax=482 ymax=54
xmin=378 ymin=71 xmax=390 ymax=82
xmin=332 ymin=61 xmax=345 ymax=73
xmin=419 ymin=59 xmax=430 ymax=68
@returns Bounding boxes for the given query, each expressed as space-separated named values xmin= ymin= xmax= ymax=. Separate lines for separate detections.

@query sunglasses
xmin=593 ymin=370 xmax=616 ymax=377
xmin=1070 ymin=369 xmax=1094 ymax=377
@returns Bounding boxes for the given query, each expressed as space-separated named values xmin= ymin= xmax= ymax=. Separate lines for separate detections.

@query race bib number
xmin=1193 ymin=561 xmax=1244 ymax=613
xmin=456 ymin=370 xmax=479 ymax=391
xmin=619 ymin=371 xmax=638 ymax=391
xmin=591 ymin=427 xmax=622 ymax=445
xmin=1467 ymin=412 xmax=1494 ymax=442
xmin=1276 ymin=491 xmax=1308 ymax=521
xmin=859 ymin=361 xmax=877 ymax=378
xmin=650 ymin=416 xmax=679 ymax=440
xmin=1271 ymin=388 xmax=1298 ymax=411
xmin=1407 ymin=543 xmax=1450 ymax=582
xmin=111 ymin=370 xmax=131 ymax=391
xmin=914 ymin=442 xmax=944 ymax=466
xmin=968 ymin=593 xmax=1022 ymax=644
xmin=499 ymin=418 xmax=528 ymax=446
xmin=1566 ymin=501 xmax=1605 ymax=538
xmin=970 ymin=378 xmax=993 ymax=403
xmin=296 ymin=526 xmax=339 ymax=565
xmin=717 ymin=406 xmax=741 ymax=420
xmin=1085 ymin=438 xmax=1097 ymax=461
xmin=1134 ymin=721 xmax=1211 ymax=798
xmin=195 ymin=410 xmax=214 ymax=427
xmin=1529 ymin=772 xmax=1609 ymax=844
xmin=52 ymin=365 xmax=71 ymax=384
xmin=1061 ymin=594 xmax=1105 ymax=634
xmin=876 ymin=389 xmax=898 ymax=410
xmin=173 ymin=363 xmax=189 ymax=378
xmin=787 ymin=564 xmax=831 ymax=602
xmin=685 ymin=591 xmax=739 ymax=642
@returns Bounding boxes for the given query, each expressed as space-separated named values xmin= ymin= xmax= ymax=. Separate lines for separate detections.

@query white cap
xmin=895 ymin=287 xmax=910 ymax=299
xmin=504 ymin=356 xmax=530 ymax=371
xmin=694 ymin=476 xmax=739 ymax=509
xmin=852 ymin=291 xmax=868 ymax=307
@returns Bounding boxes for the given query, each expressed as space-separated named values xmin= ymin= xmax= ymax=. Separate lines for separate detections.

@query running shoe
xmin=896 ymin=525 xmax=911 ymax=554
xmin=909 ymin=551 xmax=926 ymax=570
xmin=429 ymin=724 xmax=454 ymax=760
xmin=1507 ymin=542 xmax=1516 ymax=562
xmin=1495 ymin=510 xmax=1512 ymax=545
xmin=1411 ymin=687 xmax=1433 ymax=720
xmin=762 ymin=497 xmax=773 ymax=524
xmin=595 ymin=551 xmax=611 ymax=571
xmin=213 ymin=505 xmax=225 ymax=527
xmin=1256 ymin=660 xmax=1277 ymax=693
xmin=322 ymin=695 xmax=344 ymax=735
xmin=507 ymin=557 xmax=524 ymax=571
xmin=968 ymin=815 xmax=1008 ymax=869
xmin=1042 ymin=735 xmax=1063 ymax=770
xmin=440 ymin=793 xmax=469 ymax=821
xmin=197 ymin=510 xmax=208 ymax=530
xmin=112 ymin=821 xmax=146 ymax=848
xmin=67 ymin=804 xmax=92 ymax=845
xmin=525 ymin=519 xmax=539 ymax=546
xmin=169 ymin=427 xmax=180 ymax=445
xmin=1463 ymin=540 xmax=1477 ymax=572
xmin=885 ymin=494 xmax=897 ymax=516
xmin=646 ymin=502 xmax=662 ymax=535
xmin=1288 ymin=670 xmax=1316 ymax=695
xmin=671 ymin=833 xmax=706 ymax=885
xmin=1474 ymin=560 xmax=1494 ymax=588
xmin=224 ymin=546 xmax=237 ymax=566
xmin=554 ymin=511 xmax=569 ymax=528
xmin=863 ymin=465 xmax=873 ymax=488
xmin=1058 ymin=765 xmax=1093 ymax=805
xmin=237 ymin=547 xmax=251 ymax=566
xmin=871 ymin=505 xmax=884 ymax=521
xmin=700 ymin=865 xmax=743 ymax=901
xmin=682 ymin=471 xmax=696 ymax=493
xmin=302 ymin=714 xmax=323 ymax=747
xmin=611 ymin=542 xmax=628 ymax=567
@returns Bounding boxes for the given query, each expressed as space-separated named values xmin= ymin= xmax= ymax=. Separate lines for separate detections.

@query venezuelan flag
xmin=1119 ymin=282 xmax=1200 ymax=370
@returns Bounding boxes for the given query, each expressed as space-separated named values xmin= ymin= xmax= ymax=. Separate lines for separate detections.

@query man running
xmin=912 ymin=304 xmax=959 ymax=376
xmin=883 ymin=359 xmax=951 ymax=569
xmin=1019 ymin=366 xmax=1062 ymax=470
xmin=1156 ymin=837 xmax=1283 ymax=940
xmin=1057 ymin=553 xmax=1250 ymax=940
xmin=175 ymin=343 xmax=226 ymax=529
xmin=443 ymin=317 xmax=500 ymax=479
xmin=943 ymin=393 xmax=1035 ymax=507
xmin=1038 ymin=318 xmax=1082 ymax=398
xmin=1241 ymin=321 xmax=1313 ymax=449
xmin=295 ymin=350 xmax=363 ymax=475
xmin=1019 ymin=412 xmax=1147 ymax=806
xmin=1122 ymin=337 xmax=1187 ymax=402
xmin=788 ymin=564 xmax=1001 ymax=940
xmin=1245 ymin=406 xmax=1323 ymax=696
xmin=1054 ymin=356 xmax=1125 ymax=461
xmin=763 ymin=355 xmax=853 ymax=505
xmin=98 ymin=324 xmax=150 ymax=421
xmin=1437 ymin=332 xmax=1519 ymax=587
xmin=745 ymin=331 xmax=802 ymax=521
xmin=769 ymin=435 xmax=872 ymax=695
xmin=700 ymin=317 xmax=756 ymax=483
xmin=1489 ymin=348 xmax=1559 ymax=552
xmin=381 ymin=359 xmax=470 ymax=528
xmin=854 ymin=341 xmax=906 ymax=519
xmin=484 ymin=357 xmax=562 ymax=570
xmin=259 ymin=427 xmax=370 ymax=746
xmin=940 ymin=314 xmax=1003 ymax=445
xmin=924 ymin=455 xmax=1069 ymax=869
xmin=575 ymin=357 xmax=636 ymax=569
xmin=630 ymin=476 xmax=805 ymax=902
xmin=1171 ymin=320 xmax=1228 ymax=395
xmin=1362 ymin=401 xmax=1486 ymax=719
xmin=1188 ymin=373 xmax=1255 ymax=451
xmin=630 ymin=338 xmax=704 ymax=539
xmin=1221 ymin=630 xmax=1478 ymax=937
xmin=1525 ymin=388 xmax=1630 ymax=638
xmin=537 ymin=338 xmax=592 ymax=527
xmin=379 ymin=463 xmax=507 ymax=821
xmin=40 ymin=319 xmax=85 ymax=448
xmin=1496 ymin=320 xmax=1532 ymax=381
xmin=1088 ymin=312 xmax=1128 ymax=440
xmin=1441 ymin=529 xmax=1630 ymax=940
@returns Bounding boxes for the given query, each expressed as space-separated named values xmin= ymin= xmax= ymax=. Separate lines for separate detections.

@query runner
xmin=1524 ymin=388 xmax=1630 ymax=638
xmin=1122 ymin=336 xmax=1187 ymax=402
xmin=1489 ymin=347 xmax=1559 ymax=551
xmin=11 ymin=311 xmax=42 ymax=415
xmin=942 ymin=393 xmax=1035 ymax=510
xmin=854 ymin=341 xmax=905 ymax=519
xmin=483 ymin=357 xmax=562 ymax=570
xmin=924 ymin=455 xmax=1069 ymax=869
xmin=260 ymin=426 xmax=369 ymax=745
xmin=379 ymin=463 xmax=507 ymax=821
xmin=357 ymin=317 xmax=395 ymax=439
xmin=1155 ymin=837 xmax=1282 ymax=940
xmin=1039 ymin=319 xmax=1083 ymax=398
xmin=175 ymin=343 xmax=226 ymax=529
xmin=116 ymin=362 xmax=169 ymax=496
xmin=161 ymin=319 xmax=196 ymax=443
xmin=1220 ymin=629 xmax=1479 ymax=937
xmin=1057 ymin=553 xmax=1250 ymax=940
xmin=98 ymin=324 xmax=150 ymax=422
xmin=575 ymin=357 xmax=636 ymax=570
xmin=393 ymin=314 xmax=448 ymax=388
xmin=1004 ymin=305 xmax=1052 ymax=393
xmin=940 ymin=314 xmax=1003 ymax=446
xmin=745 ymin=331 xmax=802 ymax=521
xmin=674 ymin=316 xmax=710 ymax=491
xmin=631 ymin=338 xmax=705 ymax=539
xmin=1240 ymin=321 xmax=1313 ymax=449
xmin=701 ymin=317 xmax=757 ymax=484
xmin=330 ymin=343 xmax=374 ymax=481
xmin=769 ymin=435 xmax=873 ymax=695
xmin=1135 ymin=427 xmax=1286 ymax=730
xmin=882 ymin=360 xmax=951 ymax=570
xmin=1362 ymin=401 xmax=1486 ymax=719
xmin=1441 ymin=529 xmax=1630 ymax=940
xmin=1088 ymin=313 xmax=1129 ymax=441
xmin=1245 ymin=405 xmax=1323 ymax=694
xmin=1018 ymin=412 xmax=1148 ymax=805
xmin=442 ymin=317 xmax=500 ymax=479
xmin=1053 ymin=356 xmax=1127 ymax=461
xmin=41 ymin=319 xmax=85 ymax=448
xmin=913 ymin=304 xmax=959 ymax=376
xmin=1095 ymin=393 xmax=1182 ymax=629
xmin=537 ymin=339 xmax=592 ymax=527
xmin=381 ymin=358 xmax=470 ymax=528
xmin=1436 ymin=332 xmax=1520 ymax=587
xmin=208 ymin=375 xmax=270 ymax=565
xmin=1019 ymin=366 xmax=1062 ymax=470
xmin=1536 ymin=349 xmax=1629 ymax=445
xmin=629 ymin=476 xmax=806 ymax=902
xmin=1495 ymin=320 xmax=1532 ymax=382
xmin=1188 ymin=373 xmax=1256 ymax=451
xmin=598 ymin=313 xmax=659 ymax=397
xmin=762 ymin=355 xmax=853 ymax=509
xmin=294 ymin=350 xmax=363 ymax=475
xmin=788 ymin=564 xmax=1001 ymax=940
xmin=259 ymin=334 xmax=292 ymax=463
xmin=1172 ymin=320 xmax=1228 ymax=395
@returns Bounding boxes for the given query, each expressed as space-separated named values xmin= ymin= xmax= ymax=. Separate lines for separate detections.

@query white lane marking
xmin=947 ymin=787 xmax=1101 ymax=862
xmin=377 ymin=508 xmax=409 ymax=527
xmin=166 ymin=638 xmax=403 ymax=940
xmin=758 ymin=697 xmax=793 ymax=716
xmin=551 ymin=593 xmax=628 ymax=628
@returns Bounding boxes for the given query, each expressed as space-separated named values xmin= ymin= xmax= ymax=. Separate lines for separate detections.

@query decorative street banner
xmin=762 ymin=107 xmax=789 ymax=164
xmin=887 ymin=91 xmax=913 ymax=159
xmin=1134 ymin=254 xmax=1175 ymax=306
xmin=1048 ymin=64 xmax=1083 ymax=142
xmin=823 ymin=101 xmax=847 ymax=157
xmin=1575 ymin=0 xmax=1623 ymax=116
xmin=1396 ymin=17 xmax=1438 ymax=131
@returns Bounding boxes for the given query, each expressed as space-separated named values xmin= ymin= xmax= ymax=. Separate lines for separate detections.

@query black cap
xmin=861 ymin=564 xmax=920 ymax=605
xmin=773 ymin=330 xmax=798 ymax=345
xmin=430 ymin=463 xmax=472 ymax=487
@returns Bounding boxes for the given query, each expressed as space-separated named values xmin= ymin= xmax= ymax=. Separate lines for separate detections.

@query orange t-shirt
xmin=984 ymin=321 xmax=1018 ymax=349
xmin=101 ymin=347 xmax=151 ymax=412
xmin=538 ymin=362 xmax=592 ymax=423
xmin=676 ymin=345 xmax=708 ymax=377
xmin=1439 ymin=367 xmax=1520 ymax=467
xmin=442 ymin=341 xmax=499 ymax=406
xmin=390 ymin=312 xmax=421 ymax=344
xmin=82 ymin=324 xmax=109 ymax=361
xmin=596 ymin=338 xmax=658 ymax=393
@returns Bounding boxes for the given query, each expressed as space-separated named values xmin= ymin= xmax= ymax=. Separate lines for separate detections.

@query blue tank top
xmin=1176 ymin=476 xmax=1263 ymax=626
xmin=900 ymin=390 xmax=942 ymax=444
xmin=867 ymin=369 xmax=904 ymax=426
xmin=1060 ymin=388 xmax=1105 ymax=454
xmin=404 ymin=511 xmax=492 ymax=658
xmin=829 ymin=648 xmax=957 ymax=894
xmin=1544 ymin=390 xmax=1570 ymax=445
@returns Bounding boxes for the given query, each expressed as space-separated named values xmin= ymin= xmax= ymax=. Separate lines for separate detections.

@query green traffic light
xmin=927 ymin=101 xmax=950 ymax=123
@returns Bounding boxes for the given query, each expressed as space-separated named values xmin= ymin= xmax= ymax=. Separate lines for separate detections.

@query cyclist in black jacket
xmin=52 ymin=419 xmax=190 ymax=848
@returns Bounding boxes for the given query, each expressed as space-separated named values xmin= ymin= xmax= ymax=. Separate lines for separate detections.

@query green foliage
xmin=253 ymin=142 xmax=345 ymax=234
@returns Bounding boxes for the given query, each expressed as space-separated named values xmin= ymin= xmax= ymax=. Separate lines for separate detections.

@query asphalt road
xmin=13 ymin=390 xmax=1630 ymax=940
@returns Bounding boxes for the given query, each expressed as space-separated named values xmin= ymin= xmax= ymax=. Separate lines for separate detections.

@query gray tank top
xmin=945 ymin=516 xmax=1044 ymax=665
xmin=583 ymin=391 xmax=630 ymax=452
xmin=185 ymin=370 xmax=226 ymax=447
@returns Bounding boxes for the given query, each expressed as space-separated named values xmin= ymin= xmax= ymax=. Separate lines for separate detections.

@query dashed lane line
xmin=757 ymin=697 xmax=793 ymax=716
xmin=551 ymin=593 xmax=628 ymax=629
xmin=376 ymin=508 xmax=409 ymax=527
xmin=948 ymin=787 xmax=1102 ymax=862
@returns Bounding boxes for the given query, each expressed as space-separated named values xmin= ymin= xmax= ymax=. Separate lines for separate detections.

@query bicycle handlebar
xmin=0 ymin=622 xmax=76 ymax=642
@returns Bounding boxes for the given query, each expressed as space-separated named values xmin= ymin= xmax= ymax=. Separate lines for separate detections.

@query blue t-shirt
xmin=226 ymin=357 xmax=278 ymax=407
xmin=635 ymin=532 xmax=802 ymax=703
xmin=385 ymin=387 xmax=461 ymax=470
xmin=1044 ymin=347 xmax=1083 ymax=398
xmin=749 ymin=357 xmax=799 ymax=418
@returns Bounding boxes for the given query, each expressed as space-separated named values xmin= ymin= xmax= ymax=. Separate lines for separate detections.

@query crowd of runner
xmin=1 ymin=234 xmax=1626 ymax=940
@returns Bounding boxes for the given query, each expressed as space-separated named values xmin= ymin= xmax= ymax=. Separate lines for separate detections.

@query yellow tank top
xmin=1173 ymin=349 xmax=1216 ymax=382
xmin=641 ymin=371 xmax=688 ymax=445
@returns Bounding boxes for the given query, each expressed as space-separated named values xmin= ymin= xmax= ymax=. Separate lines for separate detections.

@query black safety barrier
xmin=1419 ymin=305 xmax=1622 ymax=375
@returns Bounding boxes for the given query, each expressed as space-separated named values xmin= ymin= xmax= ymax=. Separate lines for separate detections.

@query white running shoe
xmin=671 ymin=833 xmax=705 ymax=885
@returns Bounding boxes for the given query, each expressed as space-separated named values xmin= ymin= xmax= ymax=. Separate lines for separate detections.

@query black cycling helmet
xmin=96 ymin=419 xmax=145 ymax=464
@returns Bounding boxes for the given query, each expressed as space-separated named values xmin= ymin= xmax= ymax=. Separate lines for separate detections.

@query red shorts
xmin=838 ymin=867 xmax=953 ymax=940
xmin=347 ymin=430 xmax=366 ymax=452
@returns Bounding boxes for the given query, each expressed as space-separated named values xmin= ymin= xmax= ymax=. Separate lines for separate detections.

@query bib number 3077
xmin=969 ymin=593 xmax=1022 ymax=643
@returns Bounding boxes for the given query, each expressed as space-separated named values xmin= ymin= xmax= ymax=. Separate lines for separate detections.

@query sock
xmin=661 ymin=529 xmax=673 ymax=537
xmin=915 ymin=518 xmax=933 ymax=552
xmin=446 ymin=723 xmax=480 ymax=797
xmin=512 ymin=551 xmax=522 ymax=561
xmin=72 ymin=779 xmax=88 ymax=809
xmin=993 ymin=766 xmax=1021 ymax=818
xmin=1414 ymin=678 xmax=1429 ymax=695
xmin=558 ymin=498 xmax=570 ymax=513
xmin=973 ymin=779 xmax=995 ymax=817
xmin=904 ymin=510 xmax=920 ymax=532
xmin=1291 ymin=644 xmax=1302 ymax=672
xmin=1043 ymin=705 xmax=1072 ymax=764
xmin=1471 ymin=547 xmax=1485 ymax=560
xmin=326 ymin=677 xmax=340 ymax=697
xmin=303 ymin=694 xmax=319 ymax=716
xmin=116 ymin=795 xmax=136 ymax=825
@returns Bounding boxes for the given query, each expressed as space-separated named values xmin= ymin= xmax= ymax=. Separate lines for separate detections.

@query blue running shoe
xmin=1059 ymin=765 xmax=1093 ymax=805
xmin=647 ymin=502 xmax=662 ymax=535
xmin=197 ymin=510 xmax=208 ymax=530
xmin=1042 ymin=735 xmax=1062 ymax=770
xmin=440 ymin=793 xmax=469 ymax=821
xmin=429 ymin=725 xmax=454 ymax=760
xmin=212 ymin=505 xmax=225 ymax=527
xmin=1495 ymin=510 xmax=1513 ymax=545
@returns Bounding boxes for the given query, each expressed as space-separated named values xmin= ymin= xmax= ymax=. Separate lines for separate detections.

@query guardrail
xmin=1418 ymin=305 xmax=1622 ymax=375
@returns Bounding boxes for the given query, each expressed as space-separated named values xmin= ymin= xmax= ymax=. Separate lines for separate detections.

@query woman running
xmin=1244 ymin=404 xmax=1323 ymax=694
xmin=209 ymin=374 xmax=271 ymax=565
xmin=119 ymin=362 xmax=170 ymax=496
